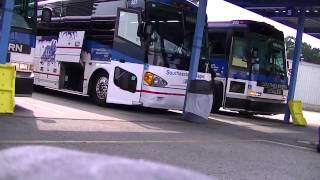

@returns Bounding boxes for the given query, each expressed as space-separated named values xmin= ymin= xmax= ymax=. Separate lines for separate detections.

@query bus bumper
xmin=225 ymin=97 xmax=286 ymax=114
xmin=140 ymin=87 xmax=186 ymax=110
xmin=15 ymin=71 xmax=33 ymax=97
xmin=141 ymin=93 xmax=185 ymax=110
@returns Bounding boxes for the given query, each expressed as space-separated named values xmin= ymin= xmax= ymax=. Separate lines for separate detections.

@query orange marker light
xmin=144 ymin=72 xmax=154 ymax=86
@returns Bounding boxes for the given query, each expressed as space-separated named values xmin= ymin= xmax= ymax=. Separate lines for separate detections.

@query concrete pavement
xmin=0 ymin=90 xmax=319 ymax=180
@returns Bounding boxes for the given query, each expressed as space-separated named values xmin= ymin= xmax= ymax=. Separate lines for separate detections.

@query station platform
xmin=0 ymin=91 xmax=319 ymax=179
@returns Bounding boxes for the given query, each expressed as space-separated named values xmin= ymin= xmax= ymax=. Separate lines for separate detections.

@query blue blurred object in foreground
xmin=0 ymin=146 xmax=215 ymax=180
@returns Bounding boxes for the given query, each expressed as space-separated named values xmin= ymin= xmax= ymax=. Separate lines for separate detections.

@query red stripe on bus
xmin=137 ymin=90 xmax=185 ymax=96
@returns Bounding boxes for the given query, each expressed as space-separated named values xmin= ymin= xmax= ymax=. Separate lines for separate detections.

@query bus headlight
xmin=144 ymin=72 xmax=168 ymax=87
xmin=248 ymin=91 xmax=261 ymax=97
xmin=153 ymin=76 xmax=168 ymax=87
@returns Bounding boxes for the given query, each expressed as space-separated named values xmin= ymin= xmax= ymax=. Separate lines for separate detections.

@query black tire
xmin=41 ymin=9 xmax=52 ymax=22
xmin=91 ymin=72 xmax=109 ymax=106
xmin=211 ymin=82 xmax=223 ymax=113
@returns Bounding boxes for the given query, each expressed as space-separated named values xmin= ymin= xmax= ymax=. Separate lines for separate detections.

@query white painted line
xmin=0 ymin=139 xmax=314 ymax=151
xmin=0 ymin=140 xmax=198 ymax=144
xmin=254 ymin=139 xmax=315 ymax=151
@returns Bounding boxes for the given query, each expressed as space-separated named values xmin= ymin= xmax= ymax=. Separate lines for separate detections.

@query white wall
xmin=288 ymin=60 xmax=320 ymax=111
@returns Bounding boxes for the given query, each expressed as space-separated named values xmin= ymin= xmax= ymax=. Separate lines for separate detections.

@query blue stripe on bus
xmin=83 ymin=40 xmax=112 ymax=61
xmin=251 ymin=73 xmax=288 ymax=85
xmin=229 ymin=69 xmax=250 ymax=80
xmin=229 ymin=69 xmax=288 ymax=85
xmin=210 ymin=58 xmax=288 ymax=85
xmin=9 ymin=31 xmax=36 ymax=47
xmin=83 ymin=40 xmax=111 ymax=52
xmin=82 ymin=40 xmax=143 ymax=63
xmin=209 ymin=58 xmax=228 ymax=78
xmin=111 ymin=50 xmax=144 ymax=64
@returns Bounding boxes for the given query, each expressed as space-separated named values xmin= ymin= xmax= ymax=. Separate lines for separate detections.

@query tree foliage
xmin=285 ymin=36 xmax=320 ymax=64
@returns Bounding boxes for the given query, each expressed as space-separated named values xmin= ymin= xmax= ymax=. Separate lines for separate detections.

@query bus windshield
xmin=146 ymin=3 xmax=199 ymax=71
xmin=249 ymin=34 xmax=286 ymax=75
xmin=12 ymin=0 xmax=35 ymax=31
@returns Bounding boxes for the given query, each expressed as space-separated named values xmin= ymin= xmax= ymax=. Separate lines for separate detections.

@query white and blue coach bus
xmin=208 ymin=20 xmax=288 ymax=115
xmin=34 ymin=0 xmax=211 ymax=110
xmin=2 ymin=0 xmax=36 ymax=96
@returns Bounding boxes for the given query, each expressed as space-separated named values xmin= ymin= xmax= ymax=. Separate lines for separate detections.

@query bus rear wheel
xmin=91 ymin=72 xmax=109 ymax=106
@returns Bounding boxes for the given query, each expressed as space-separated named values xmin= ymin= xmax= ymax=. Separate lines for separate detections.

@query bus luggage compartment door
xmin=106 ymin=61 xmax=144 ymax=105
xmin=55 ymin=31 xmax=85 ymax=63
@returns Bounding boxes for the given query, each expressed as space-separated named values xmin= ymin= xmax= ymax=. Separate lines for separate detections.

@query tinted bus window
xmin=209 ymin=32 xmax=227 ymax=58
xmin=12 ymin=0 xmax=35 ymax=31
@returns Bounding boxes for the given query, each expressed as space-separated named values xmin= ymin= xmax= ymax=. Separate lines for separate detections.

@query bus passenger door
xmin=224 ymin=37 xmax=249 ymax=109
xmin=106 ymin=8 xmax=145 ymax=105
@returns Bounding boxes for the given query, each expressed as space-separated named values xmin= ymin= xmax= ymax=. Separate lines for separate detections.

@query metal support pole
xmin=284 ymin=9 xmax=305 ymax=123
xmin=0 ymin=0 xmax=14 ymax=64
xmin=182 ymin=0 xmax=208 ymax=120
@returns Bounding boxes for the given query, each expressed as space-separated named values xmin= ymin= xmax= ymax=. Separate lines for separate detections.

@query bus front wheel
xmin=91 ymin=72 xmax=109 ymax=106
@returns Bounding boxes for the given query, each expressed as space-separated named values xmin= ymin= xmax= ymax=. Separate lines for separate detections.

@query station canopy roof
xmin=224 ymin=0 xmax=320 ymax=39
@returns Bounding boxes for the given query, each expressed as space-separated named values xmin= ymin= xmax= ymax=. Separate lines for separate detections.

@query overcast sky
xmin=206 ymin=0 xmax=320 ymax=49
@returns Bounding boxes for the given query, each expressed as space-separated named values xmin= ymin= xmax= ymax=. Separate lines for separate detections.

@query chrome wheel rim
xmin=95 ymin=77 xmax=108 ymax=100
